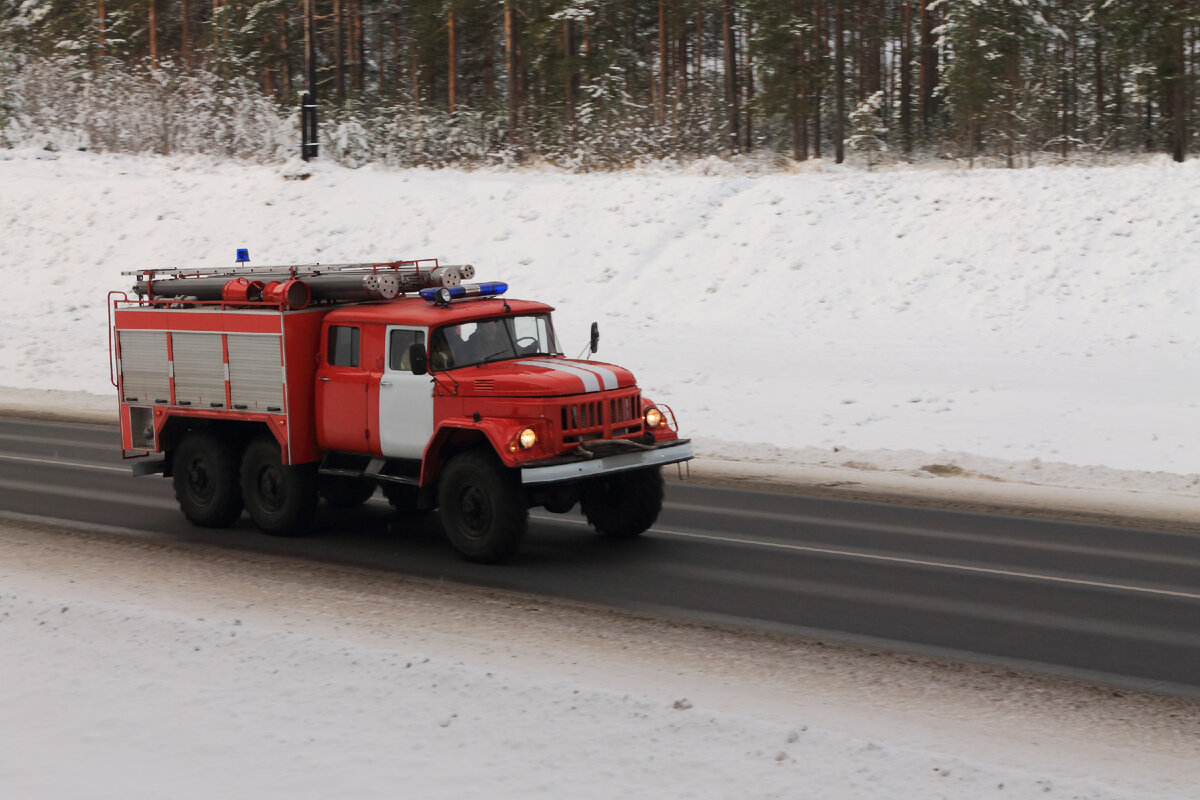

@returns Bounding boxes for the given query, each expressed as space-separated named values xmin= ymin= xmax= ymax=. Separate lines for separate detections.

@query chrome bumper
xmin=520 ymin=439 xmax=693 ymax=485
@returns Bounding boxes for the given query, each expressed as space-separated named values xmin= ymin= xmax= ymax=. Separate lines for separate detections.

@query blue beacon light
xmin=236 ymin=248 xmax=250 ymax=264
xmin=420 ymin=282 xmax=508 ymax=303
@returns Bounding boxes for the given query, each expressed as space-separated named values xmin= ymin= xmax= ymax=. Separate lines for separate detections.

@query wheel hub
xmin=187 ymin=458 xmax=213 ymax=501
xmin=458 ymin=484 xmax=492 ymax=539
xmin=256 ymin=466 xmax=285 ymax=512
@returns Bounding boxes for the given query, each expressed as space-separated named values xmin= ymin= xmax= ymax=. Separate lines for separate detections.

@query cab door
xmin=378 ymin=326 xmax=434 ymax=459
xmin=315 ymin=323 xmax=370 ymax=453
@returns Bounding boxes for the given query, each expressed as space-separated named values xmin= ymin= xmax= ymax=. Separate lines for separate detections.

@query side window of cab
xmin=327 ymin=325 xmax=360 ymax=367
xmin=388 ymin=329 xmax=426 ymax=372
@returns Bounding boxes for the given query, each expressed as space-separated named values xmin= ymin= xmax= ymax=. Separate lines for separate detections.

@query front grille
xmin=559 ymin=390 xmax=641 ymax=444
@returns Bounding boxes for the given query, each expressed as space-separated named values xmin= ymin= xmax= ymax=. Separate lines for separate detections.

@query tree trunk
xmin=505 ymin=0 xmax=520 ymax=145
xmin=678 ymin=26 xmax=689 ymax=95
xmin=334 ymin=0 xmax=346 ymax=103
xmin=262 ymin=35 xmax=276 ymax=96
xmin=919 ymin=0 xmax=937 ymax=129
xmin=353 ymin=1 xmax=364 ymax=93
xmin=148 ymin=0 xmax=158 ymax=68
xmin=483 ymin=9 xmax=496 ymax=103
xmin=658 ymin=0 xmax=668 ymax=125
xmin=743 ymin=20 xmax=754 ymax=151
xmin=794 ymin=0 xmax=809 ymax=161
xmin=834 ymin=0 xmax=844 ymax=164
xmin=1170 ymin=3 xmax=1187 ymax=162
xmin=96 ymin=0 xmax=106 ymax=57
xmin=722 ymin=0 xmax=740 ymax=153
xmin=1005 ymin=46 xmax=1019 ymax=168
xmin=305 ymin=0 xmax=317 ymax=103
xmin=280 ymin=10 xmax=292 ymax=99
xmin=563 ymin=19 xmax=577 ymax=133
xmin=811 ymin=0 xmax=820 ymax=158
xmin=1059 ymin=35 xmax=1068 ymax=159
xmin=180 ymin=0 xmax=190 ymax=68
xmin=375 ymin=8 xmax=384 ymax=93
xmin=1094 ymin=32 xmax=1105 ymax=141
xmin=448 ymin=6 xmax=457 ymax=113
xmin=899 ymin=0 xmax=911 ymax=152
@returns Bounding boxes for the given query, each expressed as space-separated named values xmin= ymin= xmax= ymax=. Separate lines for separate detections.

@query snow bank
xmin=3 ymin=521 xmax=1198 ymax=799
xmin=0 ymin=150 xmax=1196 ymax=495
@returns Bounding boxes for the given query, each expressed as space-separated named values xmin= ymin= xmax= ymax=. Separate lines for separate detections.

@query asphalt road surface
xmin=3 ymin=416 xmax=1199 ymax=695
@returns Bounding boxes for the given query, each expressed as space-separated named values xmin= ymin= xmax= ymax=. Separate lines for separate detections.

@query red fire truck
xmin=110 ymin=255 xmax=692 ymax=562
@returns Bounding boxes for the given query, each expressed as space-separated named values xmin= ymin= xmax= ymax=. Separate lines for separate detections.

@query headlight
xmin=644 ymin=407 xmax=664 ymax=428
xmin=517 ymin=427 xmax=538 ymax=449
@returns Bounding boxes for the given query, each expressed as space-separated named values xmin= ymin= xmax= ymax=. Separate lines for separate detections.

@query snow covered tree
xmin=940 ymin=0 xmax=1053 ymax=164
xmin=845 ymin=88 xmax=886 ymax=166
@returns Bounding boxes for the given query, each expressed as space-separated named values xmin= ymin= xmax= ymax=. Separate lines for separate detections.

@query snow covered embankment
xmin=0 ymin=150 xmax=1196 ymax=511
xmin=3 ymin=520 xmax=1199 ymax=800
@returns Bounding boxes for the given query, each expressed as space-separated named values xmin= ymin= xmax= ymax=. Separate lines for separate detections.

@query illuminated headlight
xmin=517 ymin=427 xmax=538 ymax=449
xmin=644 ymin=407 xmax=664 ymax=428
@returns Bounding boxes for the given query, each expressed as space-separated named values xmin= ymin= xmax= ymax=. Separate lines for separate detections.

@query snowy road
xmin=5 ymin=415 xmax=1200 ymax=694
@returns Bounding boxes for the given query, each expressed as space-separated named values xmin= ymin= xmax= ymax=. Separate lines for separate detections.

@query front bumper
xmin=520 ymin=439 xmax=693 ymax=485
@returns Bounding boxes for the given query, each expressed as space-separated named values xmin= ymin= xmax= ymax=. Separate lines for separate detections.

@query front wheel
xmin=240 ymin=437 xmax=319 ymax=536
xmin=437 ymin=451 xmax=527 ymax=563
xmin=580 ymin=467 xmax=664 ymax=538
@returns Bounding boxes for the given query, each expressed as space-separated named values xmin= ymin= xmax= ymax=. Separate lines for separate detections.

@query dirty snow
xmin=2 ymin=520 xmax=1198 ymax=800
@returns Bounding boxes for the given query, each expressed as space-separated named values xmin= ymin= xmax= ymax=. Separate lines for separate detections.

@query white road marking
xmin=531 ymin=512 xmax=1200 ymax=602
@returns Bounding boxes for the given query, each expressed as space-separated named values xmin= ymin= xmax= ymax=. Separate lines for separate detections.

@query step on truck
xmin=110 ymin=254 xmax=693 ymax=562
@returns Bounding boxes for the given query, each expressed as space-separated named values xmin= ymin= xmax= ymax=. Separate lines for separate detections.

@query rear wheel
xmin=437 ymin=451 xmax=527 ymax=563
xmin=240 ymin=437 xmax=319 ymax=536
xmin=319 ymin=475 xmax=377 ymax=508
xmin=580 ymin=467 xmax=664 ymax=538
xmin=172 ymin=430 xmax=243 ymax=528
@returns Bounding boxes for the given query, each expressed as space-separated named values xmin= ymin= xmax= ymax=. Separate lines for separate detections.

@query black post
xmin=301 ymin=91 xmax=318 ymax=161
xmin=301 ymin=0 xmax=319 ymax=161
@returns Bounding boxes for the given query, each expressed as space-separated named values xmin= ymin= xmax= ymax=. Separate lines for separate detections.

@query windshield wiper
xmin=479 ymin=348 xmax=516 ymax=365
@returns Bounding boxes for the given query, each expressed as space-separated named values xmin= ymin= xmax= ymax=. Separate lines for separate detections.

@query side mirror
xmin=409 ymin=342 xmax=428 ymax=376
xmin=589 ymin=322 xmax=599 ymax=355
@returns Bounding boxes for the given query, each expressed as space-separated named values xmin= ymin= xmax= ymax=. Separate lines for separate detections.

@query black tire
xmin=172 ymin=430 xmax=243 ymax=528
xmin=580 ymin=467 xmax=664 ymax=538
xmin=319 ymin=475 xmax=377 ymax=508
xmin=381 ymin=481 xmax=425 ymax=515
xmin=239 ymin=437 xmax=319 ymax=536
xmin=437 ymin=451 xmax=527 ymax=563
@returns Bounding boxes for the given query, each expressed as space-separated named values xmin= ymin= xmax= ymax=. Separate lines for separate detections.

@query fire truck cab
xmin=112 ymin=257 xmax=692 ymax=562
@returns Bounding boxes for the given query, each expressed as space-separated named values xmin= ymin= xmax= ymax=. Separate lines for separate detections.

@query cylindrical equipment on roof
xmin=221 ymin=277 xmax=265 ymax=303
xmin=301 ymin=272 xmax=400 ymax=302
xmin=134 ymin=276 xmax=267 ymax=303
xmin=261 ymin=279 xmax=311 ymax=309
xmin=428 ymin=266 xmax=462 ymax=287
xmin=134 ymin=276 xmax=261 ymax=301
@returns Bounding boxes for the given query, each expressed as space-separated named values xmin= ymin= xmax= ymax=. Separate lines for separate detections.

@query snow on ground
xmin=0 ymin=149 xmax=1197 ymax=502
xmin=3 ymin=519 xmax=1199 ymax=800
xmin=2 ymin=152 xmax=1200 ymax=797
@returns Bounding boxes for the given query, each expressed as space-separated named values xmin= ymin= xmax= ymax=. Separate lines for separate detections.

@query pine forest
xmin=1 ymin=1 xmax=1198 ymax=168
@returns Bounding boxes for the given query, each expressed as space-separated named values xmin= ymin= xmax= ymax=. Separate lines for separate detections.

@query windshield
xmin=429 ymin=314 xmax=561 ymax=370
